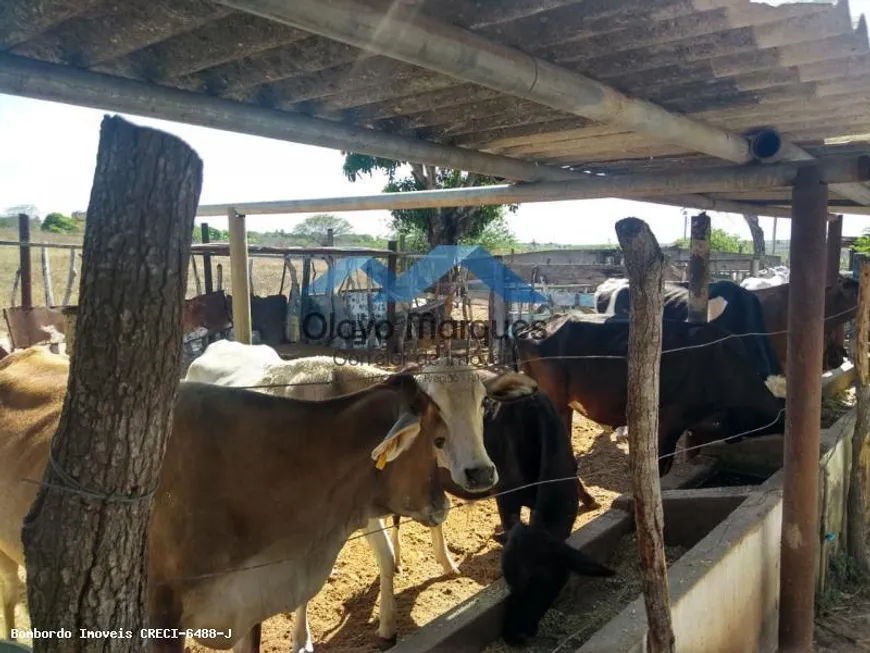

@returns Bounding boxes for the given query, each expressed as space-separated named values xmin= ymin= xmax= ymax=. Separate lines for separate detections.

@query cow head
xmin=825 ymin=276 xmax=859 ymax=323
xmin=481 ymin=371 xmax=539 ymax=419
xmin=370 ymin=372 xmax=449 ymax=527
xmin=404 ymin=358 xmax=501 ymax=493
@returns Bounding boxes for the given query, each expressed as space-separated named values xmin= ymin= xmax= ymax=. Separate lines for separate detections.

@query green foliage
xmin=342 ymin=153 xmax=518 ymax=248
xmin=190 ymin=221 xmax=388 ymax=250
xmin=673 ymin=228 xmax=752 ymax=254
xmin=41 ymin=212 xmax=80 ymax=234
xmin=291 ymin=214 xmax=352 ymax=243
xmin=853 ymin=227 xmax=870 ymax=255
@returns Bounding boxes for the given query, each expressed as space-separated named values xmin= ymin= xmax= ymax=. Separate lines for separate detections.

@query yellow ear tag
xmin=375 ymin=439 xmax=399 ymax=470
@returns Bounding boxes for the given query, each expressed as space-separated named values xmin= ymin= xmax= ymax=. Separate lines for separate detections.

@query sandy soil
xmin=180 ymin=413 xmax=632 ymax=653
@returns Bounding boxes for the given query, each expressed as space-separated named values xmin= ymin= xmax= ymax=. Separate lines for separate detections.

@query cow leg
xmin=430 ymin=525 xmax=460 ymax=576
xmin=0 ymin=551 xmax=19 ymax=639
xmin=291 ymin=603 xmax=313 ymax=653
xmin=364 ymin=520 xmax=399 ymax=645
xmin=389 ymin=515 xmax=402 ymax=573
xmin=577 ymin=477 xmax=600 ymax=510
xmin=233 ymin=624 xmax=262 ymax=653
xmin=494 ymin=494 xmax=524 ymax=545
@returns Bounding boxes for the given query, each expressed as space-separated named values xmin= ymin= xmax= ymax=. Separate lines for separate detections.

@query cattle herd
xmin=0 ymin=272 xmax=860 ymax=652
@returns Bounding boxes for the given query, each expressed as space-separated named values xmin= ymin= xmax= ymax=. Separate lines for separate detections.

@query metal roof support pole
xmin=217 ymin=0 xmax=870 ymax=207
xmin=0 ymin=53 xmax=821 ymax=220
xmin=779 ymin=165 xmax=828 ymax=653
xmin=228 ymin=207 xmax=253 ymax=345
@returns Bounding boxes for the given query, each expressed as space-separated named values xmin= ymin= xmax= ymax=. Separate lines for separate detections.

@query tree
xmin=291 ymin=214 xmax=351 ymax=243
xmin=21 ymin=116 xmax=203 ymax=653
xmin=41 ymin=212 xmax=80 ymax=234
xmin=673 ymin=228 xmax=748 ymax=253
xmin=342 ymin=153 xmax=518 ymax=248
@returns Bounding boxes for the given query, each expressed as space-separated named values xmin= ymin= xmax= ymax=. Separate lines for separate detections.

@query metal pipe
xmin=0 ymin=53 xmax=816 ymax=221
xmin=217 ymin=0 xmax=870 ymax=207
xmin=778 ymin=165 xmax=828 ymax=652
xmin=216 ymin=0 xmax=752 ymax=165
xmin=194 ymin=157 xmax=870 ymax=215
xmin=746 ymin=127 xmax=784 ymax=163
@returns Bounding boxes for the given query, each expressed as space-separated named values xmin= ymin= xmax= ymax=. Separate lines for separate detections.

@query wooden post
xmin=847 ymin=260 xmax=870 ymax=573
xmin=21 ymin=115 xmax=202 ymax=653
xmin=326 ymin=228 xmax=334 ymax=246
xmin=614 ymin=217 xmax=675 ymax=653
xmin=62 ymin=247 xmax=77 ymax=306
xmin=40 ymin=246 xmax=54 ymax=307
xmin=10 ymin=269 xmax=21 ymax=308
xmin=191 ymin=255 xmax=202 ymax=296
xmin=826 ymin=215 xmax=845 ymax=354
xmin=216 ymin=263 xmax=223 ymax=291
xmin=18 ymin=213 xmax=32 ymax=309
xmin=228 ymin=207 xmax=252 ymax=344
xmin=779 ymin=165 xmax=829 ymax=652
xmin=772 ymin=217 xmax=778 ymax=255
xmin=386 ymin=240 xmax=398 ymax=354
xmin=201 ymin=222 xmax=214 ymax=294
xmin=300 ymin=255 xmax=312 ymax=344
xmin=248 ymin=259 xmax=255 ymax=296
xmin=687 ymin=212 xmax=710 ymax=324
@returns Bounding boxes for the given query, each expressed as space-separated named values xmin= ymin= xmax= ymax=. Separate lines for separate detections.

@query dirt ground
xmin=815 ymin=553 xmax=870 ymax=652
xmin=179 ymin=413 xmax=632 ymax=653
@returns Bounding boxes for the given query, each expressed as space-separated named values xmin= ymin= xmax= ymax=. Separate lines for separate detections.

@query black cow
xmin=513 ymin=313 xmax=786 ymax=476
xmin=501 ymin=523 xmax=615 ymax=647
xmin=594 ymin=278 xmax=784 ymax=383
xmin=390 ymin=370 xmax=598 ymax=555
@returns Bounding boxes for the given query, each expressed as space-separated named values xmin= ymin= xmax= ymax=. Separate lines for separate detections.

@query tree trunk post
xmin=201 ymin=222 xmax=214 ymax=295
xmin=779 ymin=165 xmax=829 ymax=652
xmin=847 ymin=260 xmax=870 ymax=573
xmin=614 ymin=217 xmax=675 ymax=653
xmin=228 ymin=207 xmax=252 ymax=344
xmin=744 ymin=214 xmax=766 ymax=258
xmin=687 ymin=212 xmax=710 ymax=324
xmin=18 ymin=213 xmax=32 ymax=309
xmin=21 ymin=115 xmax=203 ymax=653
xmin=326 ymin=227 xmax=335 ymax=247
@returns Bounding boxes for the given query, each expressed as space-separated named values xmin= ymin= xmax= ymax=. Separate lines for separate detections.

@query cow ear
xmin=485 ymin=372 xmax=538 ymax=402
xmin=371 ymin=410 xmax=423 ymax=469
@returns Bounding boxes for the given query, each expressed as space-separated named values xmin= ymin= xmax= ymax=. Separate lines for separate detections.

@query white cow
xmin=183 ymin=340 xmax=513 ymax=651
xmin=740 ymin=265 xmax=790 ymax=290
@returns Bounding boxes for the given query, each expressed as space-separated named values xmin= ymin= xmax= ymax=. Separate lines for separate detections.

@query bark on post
xmin=847 ymin=260 xmax=870 ymax=573
xmin=614 ymin=217 xmax=675 ymax=653
xmin=21 ymin=115 xmax=202 ymax=653
xmin=687 ymin=212 xmax=710 ymax=324
xmin=779 ymin=165 xmax=828 ymax=652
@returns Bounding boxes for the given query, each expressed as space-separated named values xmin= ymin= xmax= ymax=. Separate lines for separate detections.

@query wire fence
xmin=11 ymin=305 xmax=857 ymax=647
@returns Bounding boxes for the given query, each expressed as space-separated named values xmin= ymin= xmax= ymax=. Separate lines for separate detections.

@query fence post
xmin=847 ymin=260 xmax=870 ymax=573
xmin=201 ymin=222 xmax=214 ymax=294
xmin=40 ymin=246 xmax=54 ymax=307
xmin=387 ymin=240 xmax=398 ymax=354
xmin=688 ymin=212 xmax=710 ymax=323
xmin=18 ymin=213 xmax=32 ymax=309
xmin=326 ymin=228 xmax=334 ymax=247
xmin=228 ymin=207 xmax=252 ymax=344
xmin=615 ymin=217 xmax=675 ymax=653
xmin=62 ymin=247 xmax=77 ymax=306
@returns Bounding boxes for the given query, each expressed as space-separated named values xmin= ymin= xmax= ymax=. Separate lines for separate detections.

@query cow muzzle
xmin=463 ymin=464 xmax=498 ymax=491
xmin=419 ymin=496 xmax=450 ymax=527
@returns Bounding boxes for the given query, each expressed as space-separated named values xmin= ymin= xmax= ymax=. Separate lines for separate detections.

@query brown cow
xmin=752 ymin=275 xmax=859 ymax=371
xmin=0 ymin=346 xmax=449 ymax=653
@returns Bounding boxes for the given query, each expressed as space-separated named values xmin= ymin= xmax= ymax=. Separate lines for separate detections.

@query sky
xmin=2 ymin=0 xmax=870 ymax=247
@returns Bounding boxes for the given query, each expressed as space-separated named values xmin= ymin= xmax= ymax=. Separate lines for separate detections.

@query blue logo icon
xmin=308 ymin=245 xmax=548 ymax=304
